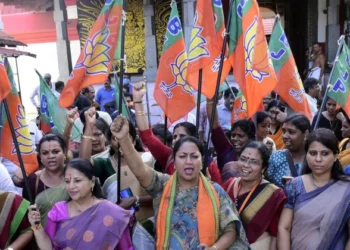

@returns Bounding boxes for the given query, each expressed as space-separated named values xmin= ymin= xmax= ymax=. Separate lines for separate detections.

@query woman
xmin=339 ymin=110 xmax=350 ymax=169
xmin=79 ymin=108 xmax=154 ymax=221
xmin=206 ymin=97 xmax=255 ymax=181
xmin=111 ymin=115 xmax=250 ymax=249
xmin=255 ymin=111 xmax=276 ymax=152
xmin=278 ymin=128 xmax=350 ymax=249
xmin=222 ymin=141 xmax=285 ymax=249
xmin=312 ymin=97 xmax=343 ymax=141
xmin=0 ymin=191 xmax=32 ymax=249
xmin=266 ymin=100 xmax=288 ymax=150
xmin=23 ymin=133 xmax=69 ymax=226
xmin=267 ymin=114 xmax=310 ymax=188
xmin=133 ymin=82 xmax=222 ymax=184
xmin=28 ymin=158 xmax=133 ymax=250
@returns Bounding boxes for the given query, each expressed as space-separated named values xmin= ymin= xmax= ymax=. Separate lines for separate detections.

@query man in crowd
xmin=304 ymin=77 xmax=320 ymax=120
xmin=263 ymin=91 xmax=277 ymax=110
xmin=217 ymin=87 xmax=238 ymax=131
xmin=308 ymin=42 xmax=326 ymax=82
xmin=82 ymin=86 xmax=99 ymax=110
xmin=95 ymin=77 xmax=115 ymax=112
xmin=54 ymin=81 xmax=64 ymax=98
xmin=30 ymin=73 xmax=53 ymax=113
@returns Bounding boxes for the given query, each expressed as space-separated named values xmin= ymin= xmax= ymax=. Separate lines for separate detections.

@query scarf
xmin=339 ymin=138 xmax=350 ymax=168
xmin=156 ymin=172 xmax=220 ymax=249
xmin=269 ymin=127 xmax=285 ymax=150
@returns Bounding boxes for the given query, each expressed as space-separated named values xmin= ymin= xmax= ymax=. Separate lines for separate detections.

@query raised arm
xmin=132 ymin=81 xmax=149 ymax=130
xmin=277 ymin=208 xmax=293 ymax=250
xmin=63 ymin=107 xmax=78 ymax=153
xmin=111 ymin=115 xmax=153 ymax=188
xmin=206 ymin=98 xmax=220 ymax=130
xmin=79 ymin=108 xmax=96 ymax=161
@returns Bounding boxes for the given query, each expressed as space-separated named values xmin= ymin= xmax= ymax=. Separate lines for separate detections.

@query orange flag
xmin=228 ymin=0 xmax=278 ymax=118
xmin=59 ymin=0 xmax=123 ymax=108
xmin=186 ymin=0 xmax=231 ymax=99
xmin=231 ymin=89 xmax=248 ymax=123
xmin=0 ymin=56 xmax=11 ymax=102
xmin=0 ymin=58 xmax=38 ymax=174
xmin=269 ymin=17 xmax=312 ymax=120
xmin=153 ymin=3 xmax=195 ymax=123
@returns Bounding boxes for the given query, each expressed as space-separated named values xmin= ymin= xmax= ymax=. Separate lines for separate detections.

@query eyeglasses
xmin=238 ymin=156 xmax=261 ymax=167
xmin=92 ymin=133 xmax=103 ymax=139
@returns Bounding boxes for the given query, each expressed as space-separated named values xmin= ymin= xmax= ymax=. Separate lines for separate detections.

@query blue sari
xmin=285 ymin=177 xmax=350 ymax=249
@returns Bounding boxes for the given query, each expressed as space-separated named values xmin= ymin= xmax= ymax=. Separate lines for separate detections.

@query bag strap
xmin=285 ymin=150 xmax=298 ymax=177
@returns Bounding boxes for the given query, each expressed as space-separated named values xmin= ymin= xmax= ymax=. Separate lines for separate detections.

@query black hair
xmin=283 ymin=114 xmax=311 ymax=133
xmin=81 ymin=87 xmax=94 ymax=95
xmin=301 ymin=128 xmax=348 ymax=181
xmin=312 ymin=42 xmax=322 ymax=46
xmin=55 ymin=81 xmax=64 ymax=91
xmin=75 ymin=95 xmax=92 ymax=112
xmin=231 ymin=119 xmax=256 ymax=140
xmin=239 ymin=141 xmax=270 ymax=170
xmin=340 ymin=109 xmax=350 ymax=124
xmin=152 ymin=124 xmax=172 ymax=145
xmin=256 ymin=111 xmax=271 ymax=125
xmin=80 ymin=107 xmax=99 ymax=126
xmin=224 ymin=87 xmax=238 ymax=99
xmin=109 ymin=119 xmax=144 ymax=155
xmin=174 ymin=122 xmax=196 ymax=137
xmin=270 ymin=91 xmax=277 ymax=99
xmin=304 ymin=78 xmax=319 ymax=93
xmin=37 ymin=133 xmax=67 ymax=168
xmin=266 ymin=100 xmax=287 ymax=112
xmin=64 ymin=158 xmax=105 ymax=199
xmin=173 ymin=136 xmax=204 ymax=159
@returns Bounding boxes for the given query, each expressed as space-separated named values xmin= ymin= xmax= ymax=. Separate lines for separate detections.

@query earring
xmin=91 ymin=186 xmax=94 ymax=192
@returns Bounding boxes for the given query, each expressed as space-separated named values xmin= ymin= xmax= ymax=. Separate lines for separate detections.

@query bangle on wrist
xmin=31 ymin=224 xmax=42 ymax=231
xmin=212 ymin=245 xmax=218 ymax=250
xmin=134 ymin=195 xmax=140 ymax=207
xmin=134 ymin=101 xmax=143 ymax=104
xmin=82 ymin=135 xmax=94 ymax=140
xmin=136 ymin=111 xmax=145 ymax=116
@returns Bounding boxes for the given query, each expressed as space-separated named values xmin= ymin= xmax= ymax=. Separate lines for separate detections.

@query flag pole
xmin=3 ymin=99 xmax=34 ymax=204
xmin=225 ymin=80 xmax=236 ymax=99
xmin=203 ymin=0 xmax=235 ymax=173
xmin=164 ymin=115 xmax=168 ymax=145
xmin=195 ymin=70 xmax=203 ymax=137
xmin=314 ymin=35 xmax=345 ymax=129
xmin=143 ymin=75 xmax=152 ymax=126
xmin=117 ymin=1 xmax=127 ymax=205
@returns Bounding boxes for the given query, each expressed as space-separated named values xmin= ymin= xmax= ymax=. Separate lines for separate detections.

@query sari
xmin=339 ymin=138 xmax=350 ymax=168
xmin=0 ymin=191 xmax=31 ymax=249
xmin=269 ymin=127 xmax=285 ymax=150
xmin=222 ymin=178 xmax=286 ymax=247
xmin=46 ymin=200 xmax=134 ymax=250
xmin=145 ymin=170 xmax=250 ymax=250
xmin=285 ymin=176 xmax=350 ymax=250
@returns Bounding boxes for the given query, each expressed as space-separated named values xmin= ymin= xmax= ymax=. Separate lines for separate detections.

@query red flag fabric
xmin=0 ymin=56 xmax=11 ymax=102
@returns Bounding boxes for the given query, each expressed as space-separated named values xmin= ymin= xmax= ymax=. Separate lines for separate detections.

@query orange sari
xmin=339 ymin=138 xmax=350 ymax=168
xmin=269 ymin=127 xmax=285 ymax=150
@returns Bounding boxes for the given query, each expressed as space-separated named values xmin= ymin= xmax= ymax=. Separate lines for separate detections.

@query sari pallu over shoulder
xmin=291 ymin=180 xmax=350 ymax=250
xmin=223 ymin=178 xmax=286 ymax=244
xmin=53 ymin=200 xmax=133 ymax=250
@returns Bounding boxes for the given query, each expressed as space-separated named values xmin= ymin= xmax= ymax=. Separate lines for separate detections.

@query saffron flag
xmin=186 ymin=0 xmax=231 ymax=99
xmin=0 ymin=58 xmax=38 ymax=174
xmin=231 ymin=89 xmax=248 ymax=123
xmin=59 ymin=0 xmax=123 ymax=108
xmin=0 ymin=56 xmax=11 ymax=102
xmin=37 ymin=70 xmax=81 ymax=140
xmin=228 ymin=0 xmax=278 ymax=118
xmin=327 ymin=38 xmax=350 ymax=116
xmin=153 ymin=3 xmax=195 ymax=123
xmin=269 ymin=18 xmax=312 ymax=120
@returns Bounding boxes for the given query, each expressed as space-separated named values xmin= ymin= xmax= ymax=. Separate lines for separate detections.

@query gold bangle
xmin=212 ymin=245 xmax=218 ymax=250
xmin=136 ymin=111 xmax=145 ymax=115
xmin=31 ymin=224 xmax=42 ymax=231
xmin=82 ymin=135 xmax=94 ymax=140
xmin=206 ymin=101 xmax=214 ymax=104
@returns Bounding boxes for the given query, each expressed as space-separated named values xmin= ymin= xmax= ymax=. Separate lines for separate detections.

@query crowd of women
xmin=2 ymin=80 xmax=350 ymax=250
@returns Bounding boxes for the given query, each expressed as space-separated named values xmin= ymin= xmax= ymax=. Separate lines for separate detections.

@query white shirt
xmin=217 ymin=103 xmax=232 ymax=131
xmin=30 ymin=84 xmax=57 ymax=108
xmin=306 ymin=93 xmax=318 ymax=120
xmin=0 ymin=162 xmax=18 ymax=194
xmin=27 ymin=120 xmax=43 ymax=150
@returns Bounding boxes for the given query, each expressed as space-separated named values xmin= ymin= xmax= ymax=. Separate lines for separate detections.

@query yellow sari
xmin=339 ymin=138 xmax=350 ymax=168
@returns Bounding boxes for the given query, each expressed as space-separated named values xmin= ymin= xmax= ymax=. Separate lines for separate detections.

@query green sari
xmin=0 ymin=191 xmax=31 ymax=248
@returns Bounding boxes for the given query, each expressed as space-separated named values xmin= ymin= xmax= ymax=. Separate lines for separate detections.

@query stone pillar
xmin=182 ymin=0 xmax=196 ymax=49
xmin=54 ymin=0 xmax=72 ymax=82
xmin=143 ymin=0 xmax=157 ymax=81
xmin=326 ymin=0 xmax=340 ymax=61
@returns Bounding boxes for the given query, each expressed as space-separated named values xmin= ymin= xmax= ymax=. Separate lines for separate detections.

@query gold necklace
xmin=42 ymin=170 xmax=64 ymax=205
